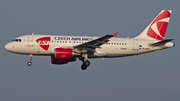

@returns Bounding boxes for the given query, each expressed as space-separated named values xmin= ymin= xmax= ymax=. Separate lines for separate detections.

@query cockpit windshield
xmin=12 ymin=39 xmax=21 ymax=42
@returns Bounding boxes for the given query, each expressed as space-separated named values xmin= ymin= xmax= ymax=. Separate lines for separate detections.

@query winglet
xmin=113 ymin=32 xmax=118 ymax=37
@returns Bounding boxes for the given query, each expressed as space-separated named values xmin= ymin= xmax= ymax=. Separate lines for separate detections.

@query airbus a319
xmin=5 ymin=10 xmax=174 ymax=70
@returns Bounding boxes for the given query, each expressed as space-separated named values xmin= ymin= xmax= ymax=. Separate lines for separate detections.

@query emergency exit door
xmin=133 ymin=40 xmax=138 ymax=51
xmin=28 ymin=35 xmax=34 ymax=47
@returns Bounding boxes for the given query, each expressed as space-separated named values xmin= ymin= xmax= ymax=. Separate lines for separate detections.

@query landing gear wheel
xmin=80 ymin=60 xmax=90 ymax=70
xmin=84 ymin=60 xmax=90 ymax=67
xmin=27 ymin=61 xmax=32 ymax=66
xmin=27 ymin=54 xmax=33 ymax=66
xmin=81 ymin=64 xmax=87 ymax=70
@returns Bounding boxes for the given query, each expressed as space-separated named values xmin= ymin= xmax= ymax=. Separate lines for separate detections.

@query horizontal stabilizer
xmin=150 ymin=39 xmax=173 ymax=46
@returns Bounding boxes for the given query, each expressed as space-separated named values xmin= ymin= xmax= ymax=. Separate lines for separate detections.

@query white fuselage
xmin=4 ymin=10 xmax=174 ymax=69
xmin=5 ymin=35 xmax=174 ymax=58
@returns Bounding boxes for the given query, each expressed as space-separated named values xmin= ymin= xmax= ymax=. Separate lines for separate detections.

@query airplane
xmin=4 ymin=10 xmax=175 ymax=70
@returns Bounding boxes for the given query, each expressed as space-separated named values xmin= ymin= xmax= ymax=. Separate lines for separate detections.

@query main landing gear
xmin=80 ymin=54 xmax=90 ymax=70
xmin=27 ymin=54 xmax=32 ymax=66
xmin=81 ymin=60 xmax=90 ymax=70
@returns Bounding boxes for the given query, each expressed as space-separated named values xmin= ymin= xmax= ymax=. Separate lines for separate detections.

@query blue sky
xmin=0 ymin=0 xmax=179 ymax=101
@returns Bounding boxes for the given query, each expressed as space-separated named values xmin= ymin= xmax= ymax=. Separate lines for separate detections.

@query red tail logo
xmin=36 ymin=37 xmax=51 ymax=50
xmin=147 ymin=10 xmax=171 ymax=40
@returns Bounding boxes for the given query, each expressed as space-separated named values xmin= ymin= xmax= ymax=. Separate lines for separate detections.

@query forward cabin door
xmin=133 ymin=40 xmax=138 ymax=51
xmin=28 ymin=35 xmax=34 ymax=47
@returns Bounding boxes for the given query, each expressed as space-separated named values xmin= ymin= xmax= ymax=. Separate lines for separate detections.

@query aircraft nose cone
xmin=4 ymin=43 xmax=11 ymax=51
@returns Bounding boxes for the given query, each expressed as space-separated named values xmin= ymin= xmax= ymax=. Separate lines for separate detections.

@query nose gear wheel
xmin=27 ymin=54 xmax=32 ymax=66
xmin=27 ymin=61 xmax=32 ymax=66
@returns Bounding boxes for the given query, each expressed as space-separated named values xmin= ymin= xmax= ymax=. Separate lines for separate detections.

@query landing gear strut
xmin=27 ymin=54 xmax=32 ymax=66
xmin=80 ymin=54 xmax=90 ymax=70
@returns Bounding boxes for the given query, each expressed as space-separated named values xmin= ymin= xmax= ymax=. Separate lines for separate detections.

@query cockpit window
xmin=12 ymin=39 xmax=22 ymax=42
xmin=12 ymin=39 xmax=18 ymax=42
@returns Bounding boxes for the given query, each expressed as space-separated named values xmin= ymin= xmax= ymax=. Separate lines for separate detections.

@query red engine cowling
xmin=51 ymin=55 xmax=76 ymax=64
xmin=54 ymin=48 xmax=73 ymax=59
xmin=52 ymin=48 xmax=75 ymax=65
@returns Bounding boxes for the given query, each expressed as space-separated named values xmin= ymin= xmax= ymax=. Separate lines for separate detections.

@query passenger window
xmin=19 ymin=39 xmax=21 ymax=42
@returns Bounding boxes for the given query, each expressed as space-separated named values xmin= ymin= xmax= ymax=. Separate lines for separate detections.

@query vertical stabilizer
xmin=136 ymin=10 xmax=172 ymax=40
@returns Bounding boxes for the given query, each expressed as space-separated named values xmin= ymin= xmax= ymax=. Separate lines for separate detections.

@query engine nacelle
xmin=51 ymin=55 xmax=76 ymax=64
xmin=54 ymin=48 xmax=73 ymax=59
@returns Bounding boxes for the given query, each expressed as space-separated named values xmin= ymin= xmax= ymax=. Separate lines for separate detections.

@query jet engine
xmin=54 ymin=48 xmax=74 ymax=59
xmin=51 ymin=48 xmax=76 ymax=64
xmin=51 ymin=55 xmax=76 ymax=64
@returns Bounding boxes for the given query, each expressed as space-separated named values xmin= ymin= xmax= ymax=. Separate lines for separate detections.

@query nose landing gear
xmin=27 ymin=54 xmax=32 ymax=66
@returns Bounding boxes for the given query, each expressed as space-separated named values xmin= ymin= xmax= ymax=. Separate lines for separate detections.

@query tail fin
xmin=136 ymin=10 xmax=172 ymax=40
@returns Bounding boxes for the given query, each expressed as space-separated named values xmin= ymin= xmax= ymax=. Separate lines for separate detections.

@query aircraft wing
xmin=73 ymin=32 xmax=118 ymax=52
